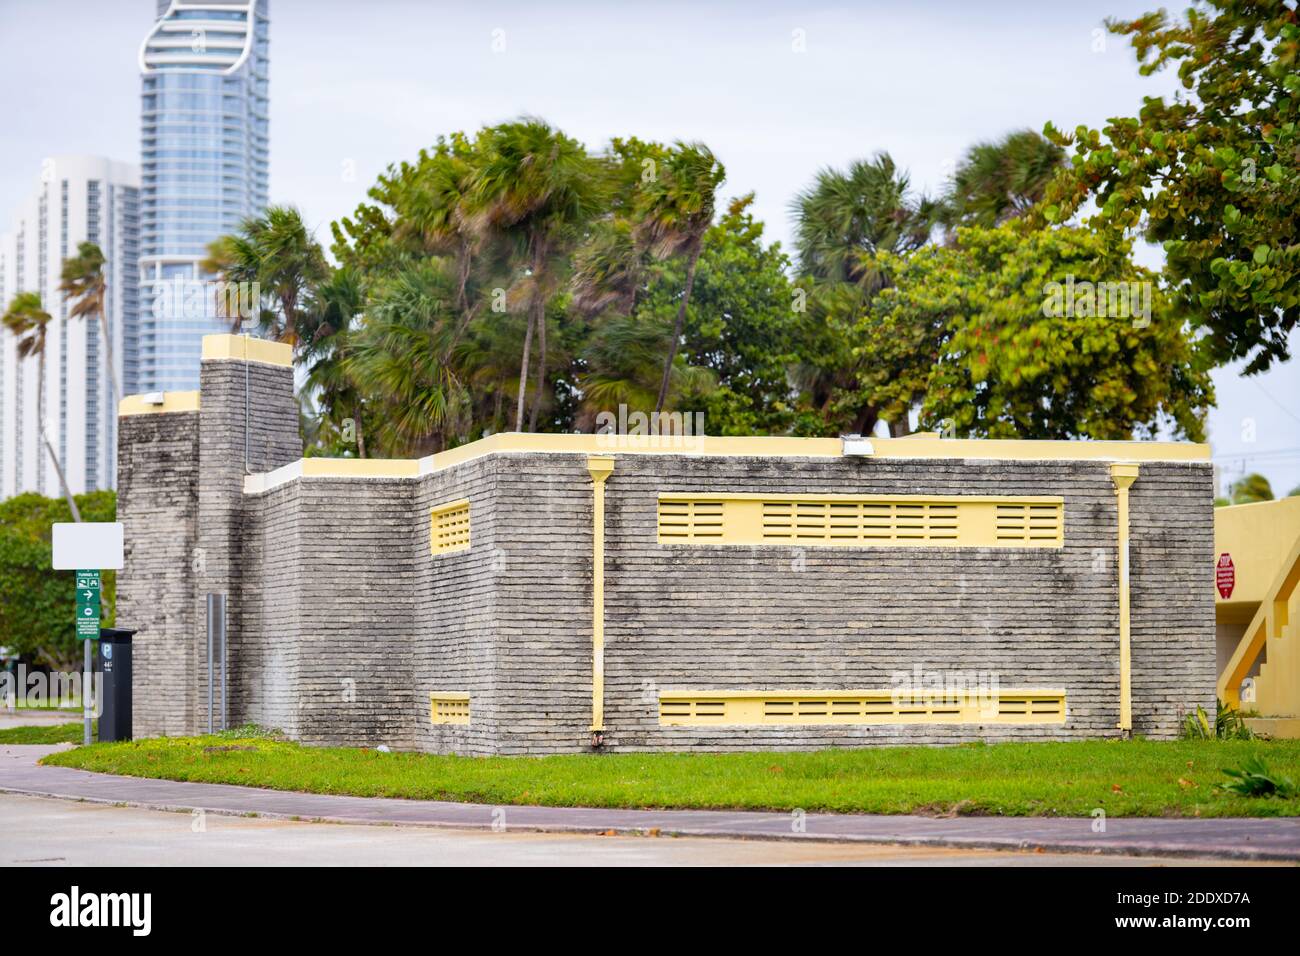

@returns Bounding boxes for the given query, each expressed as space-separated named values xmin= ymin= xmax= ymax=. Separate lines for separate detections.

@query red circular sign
xmin=1216 ymin=553 xmax=1235 ymax=599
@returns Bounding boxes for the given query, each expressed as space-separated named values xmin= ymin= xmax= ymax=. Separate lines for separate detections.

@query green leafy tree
xmin=59 ymin=241 xmax=121 ymax=405
xmin=2 ymin=294 xmax=81 ymax=520
xmin=0 ymin=491 xmax=115 ymax=669
xmin=1231 ymin=472 xmax=1275 ymax=503
xmin=907 ymin=225 xmax=1212 ymax=439
xmin=1041 ymin=1 xmax=1300 ymax=373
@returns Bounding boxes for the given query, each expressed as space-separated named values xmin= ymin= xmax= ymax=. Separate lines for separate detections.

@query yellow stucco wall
xmin=1214 ymin=497 xmax=1300 ymax=623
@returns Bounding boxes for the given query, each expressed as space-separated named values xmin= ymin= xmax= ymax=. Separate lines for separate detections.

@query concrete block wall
xmin=119 ymin=373 xmax=1214 ymax=753
xmin=1128 ymin=462 xmax=1217 ymax=737
xmin=195 ymin=357 xmax=300 ymax=734
xmin=485 ymin=455 xmax=596 ymax=754
xmin=115 ymin=409 xmax=200 ymax=738
xmin=237 ymin=481 xmax=304 ymax=737
xmin=468 ymin=452 xmax=1215 ymax=753
xmin=291 ymin=478 xmax=418 ymax=748
xmin=412 ymin=457 xmax=503 ymax=755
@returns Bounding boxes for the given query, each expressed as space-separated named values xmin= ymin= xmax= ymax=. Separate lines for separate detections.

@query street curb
xmin=3 ymin=781 xmax=1297 ymax=863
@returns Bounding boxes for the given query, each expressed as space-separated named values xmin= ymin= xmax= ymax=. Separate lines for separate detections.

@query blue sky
xmin=1 ymin=0 xmax=1296 ymax=493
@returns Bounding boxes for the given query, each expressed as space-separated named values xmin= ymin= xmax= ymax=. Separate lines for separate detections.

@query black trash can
xmin=98 ymin=627 xmax=136 ymax=742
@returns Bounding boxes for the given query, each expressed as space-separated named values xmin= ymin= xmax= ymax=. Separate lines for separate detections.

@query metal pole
xmin=82 ymin=638 xmax=92 ymax=745
xmin=243 ymin=333 xmax=250 ymax=474
xmin=206 ymin=594 xmax=215 ymax=734
xmin=218 ymin=595 xmax=228 ymax=731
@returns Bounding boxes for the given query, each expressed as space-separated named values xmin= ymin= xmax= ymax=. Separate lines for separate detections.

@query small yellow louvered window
xmin=430 ymin=694 xmax=471 ymax=724
xmin=430 ymin=500 xmax=471 ymax=555
xmin=761 ymin=499 xmax=959 ymax=542
xmin=657 ymin=494 xmax=1063 ymax=548
xmin=656 ymin=499 xmax=724 ymax=541
xmin=658 ymin=690 xmax=1066 ymax=726
xmin=994 ymin=503 xmax=1064 ymax=545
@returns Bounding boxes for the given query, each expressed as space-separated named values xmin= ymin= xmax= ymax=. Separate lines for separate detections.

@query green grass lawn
xmin=39 ymin=729 xmax=1300 ymax=817
xmin=0 ymin=722 xmax=88 ymax=744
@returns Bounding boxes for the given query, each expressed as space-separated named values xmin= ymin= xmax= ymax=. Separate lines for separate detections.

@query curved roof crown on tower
xmin=139 ymin=1 xmax=257 ymax=74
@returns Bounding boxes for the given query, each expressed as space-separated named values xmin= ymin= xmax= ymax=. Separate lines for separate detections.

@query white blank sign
xmin=52 ymin=522 xmax=124 ymax=570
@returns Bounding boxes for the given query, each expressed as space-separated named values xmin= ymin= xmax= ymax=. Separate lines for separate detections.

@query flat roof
xmin=243 ymin=432 xmax=1210 ymax=494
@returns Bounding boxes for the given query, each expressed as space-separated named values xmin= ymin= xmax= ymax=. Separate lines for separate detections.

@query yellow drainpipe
xmin=587 ymin=456 xmax=615 ymax=735
xmin=1110 ymin=463 xmax=1140 ymax=732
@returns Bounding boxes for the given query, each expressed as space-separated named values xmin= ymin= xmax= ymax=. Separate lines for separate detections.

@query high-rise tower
xmin=0 ymin=156 xmax=140 ymax=497
xmin=137 ymin=0 xmax=269 ymax=393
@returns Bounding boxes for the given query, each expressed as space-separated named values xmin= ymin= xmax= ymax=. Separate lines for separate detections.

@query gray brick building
xmin=116 ymin=335 xmax=1216 ymax=754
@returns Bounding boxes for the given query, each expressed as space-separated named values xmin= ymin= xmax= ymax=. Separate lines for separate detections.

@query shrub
xmin=1218 ymin=754 xmax=1299 ymax=799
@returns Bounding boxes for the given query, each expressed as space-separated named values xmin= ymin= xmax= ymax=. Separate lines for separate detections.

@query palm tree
xmin=2 ymin=293 xmax=81 ymax=520
xmin=301 ymin=267 xmax=368 ymax=457
xmin=204 ymin=205 xmax=328 ymax=346
xmin=789 ymin=154 xmax=934 ymax=437
xmin=790 ymin=153 xmax=933 ymax=288
xmin=1231 ymin=473 xmax=1274 ymax=504
xmin=59 ymin=242 xmax=121 ymax=407
xmin=202 ymin=228 xmax=261 ymax=331
xmin=346 ymin=261 xmax=467 ymax=455
xmin=579 ymin=311 xmax=714 ymax=430
xmin=937 ymin=129 xmax=1065 ymax=232
xmin=634 ymin=142 xmax=725 ymax=414
xmin=569 ymin=217 xmax=646 ymax=319
xmin=466 ymin=119 xmax=607 ymax=431
xmin=394 ymin=147 xmax=483 ymax=343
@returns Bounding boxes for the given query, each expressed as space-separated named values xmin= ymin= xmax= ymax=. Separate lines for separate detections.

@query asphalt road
xmin=0 ymin=793 xmax=1273 ymax=867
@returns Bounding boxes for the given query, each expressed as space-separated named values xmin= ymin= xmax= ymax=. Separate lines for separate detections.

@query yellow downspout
xmin=587 ymin=456 xmax=615 ymax=735
xmin=1110 ymin=463 xmax=1140 ymax=732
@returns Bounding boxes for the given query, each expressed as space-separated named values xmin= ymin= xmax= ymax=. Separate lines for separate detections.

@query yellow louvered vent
xmin=657 ymin=495 xmax=1064 ymax=548
xmin=430 ymin=499 xmax=471 ymax=555
xmin=994 ymin=503 xmax=1064 ymax=545
xmin=658 ymin=697 xmax=726 ymax=720
xmin=658 ymin=690 xmax=1067 ymax=726
xmin=995 ymin=694 xmax=1066 ymax=719
xmin=762 ymin=500 xmax=959 ymax=543
xmin=656 ymin=498 xmax=725 ymax=541
xmin=430 ymin=694 xmax=471 ymax=724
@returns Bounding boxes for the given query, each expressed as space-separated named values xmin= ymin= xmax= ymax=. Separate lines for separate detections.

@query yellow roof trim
xmin=201 ymin=333 xmax=292 ymax=368
xmin=244 ymin=434 xmax=1209 ymax=493
xmin=301 ymin=458 xmax=420 ymax=479
xmin=417 ymin=432 xmax=1208 ymax=472
xmin=118 ymin=391 xmax=200 ymax=417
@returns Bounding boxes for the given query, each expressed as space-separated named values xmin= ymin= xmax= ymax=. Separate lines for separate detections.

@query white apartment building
xmin=0 ymin=155 xmax=141 ymax=498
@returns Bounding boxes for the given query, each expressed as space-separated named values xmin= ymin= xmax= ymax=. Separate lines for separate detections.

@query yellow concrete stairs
xmin=1219 ymin=532 xmax=1300 ymax=737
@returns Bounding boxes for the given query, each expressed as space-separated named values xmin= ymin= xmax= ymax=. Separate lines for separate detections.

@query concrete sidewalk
xmin=3 ymin=745 xmax=1298 ymax=862
xmin=0 ymin=710 xmax=81 ymax=730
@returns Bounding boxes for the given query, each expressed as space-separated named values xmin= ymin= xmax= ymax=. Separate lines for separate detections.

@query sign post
xmin=76 ymin=570 xmax=102 ymax=745
xmin=52 ymin=522 xmax=124 ymax=748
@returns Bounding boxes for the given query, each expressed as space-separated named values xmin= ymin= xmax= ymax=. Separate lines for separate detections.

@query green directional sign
xmin=75 ymin=569 xmax=101 ymax=638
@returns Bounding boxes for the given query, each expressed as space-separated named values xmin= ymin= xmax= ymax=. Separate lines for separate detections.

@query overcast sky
xmin=1 ymin=0 xmax=1296 ymax=493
